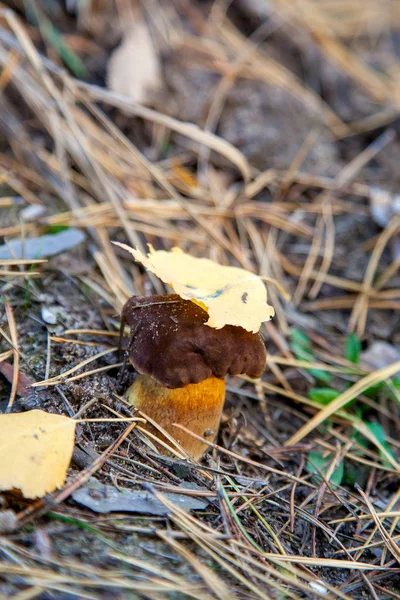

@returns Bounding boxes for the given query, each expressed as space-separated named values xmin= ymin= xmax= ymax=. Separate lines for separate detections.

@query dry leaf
xmin=72 ymin=479 xmax=209 ymax=515
xmin=0 ymin=361 xmax=35 ymax=397
xmin=107 ymin=21 xmax=162 ymax=106
xmin=0 ymin=410 xmax=76 ymax=498
xmin=0 ymin=229 xmax=86 ymax=260
xmin=113 ymin=242 xmax=274 ymax=332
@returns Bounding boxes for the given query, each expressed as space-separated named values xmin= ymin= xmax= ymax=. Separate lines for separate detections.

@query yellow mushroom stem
xmin=127 ymin=375 xmax=225 ymax=460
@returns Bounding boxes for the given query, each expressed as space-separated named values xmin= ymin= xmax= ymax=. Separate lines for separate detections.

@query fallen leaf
xmin=0 ymin=410 xmax=76 ymax=498
xmin=72 ymin=478 xmax=209 ymax=515
xmin=107 ymin=21 xmax=162 ymax=106
xmin=0 ymin=361 xmax=36 ymax=397
xmin=0 ymin=229 xmax=86 ymax=260
xmin=113 ymin=242 xmax=274 ymax=333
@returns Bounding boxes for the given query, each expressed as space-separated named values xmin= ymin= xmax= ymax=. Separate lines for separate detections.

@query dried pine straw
xmin=0 ymin=3 xmax=400 ymax=600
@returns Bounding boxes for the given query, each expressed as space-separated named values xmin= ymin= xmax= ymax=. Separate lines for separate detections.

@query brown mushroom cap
xmin=122 ymin=294 xmax=266 ymax=388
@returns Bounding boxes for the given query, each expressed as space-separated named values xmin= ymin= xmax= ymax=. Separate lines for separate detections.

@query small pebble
xmin=0 ymin=510 xmax=17 ymax=533
xmin=41 ymin=307 xmax=57 ymax=325
xmin=309 ymin=581 xmax=328 ymax=595
xmin=20 ymin=205 xmax=46 ymax=222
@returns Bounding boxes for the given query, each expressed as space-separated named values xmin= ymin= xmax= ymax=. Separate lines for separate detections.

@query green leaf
xmin=308 ymin=388 xmax=340 ymax=405
xmin=363 ymin=382 xmax=386 ymax=399
xmin=351 ymin=428 xmax=369 ymax=449
xmin=27 ymin=3 xmax=88 ymax=80
xmin=290 ymin=329 xmax=312 ymax=349
xmin=345 ymin=333 xmax=361 ymax=364
xmin=356 ymin=421 xmax=397 ymax=468
xmin=393 ymin=376 xmax=400 ymax=388
xmin=306 ymin=451 xmax=344 ymax=487
xmin=380 ymin=442 xmax=397 ymax=465
xmin=43 ymin=21 xmax=88 ymax=78
xmin=290 ymin=342 xmax=315 ymax=362
xmin=45 ymin=225 xmax=70 ymax=234
xmin=343 ymin=463 xmax=368 ymax=487
xmin=290 ymin=330 xmax=332 ymax=383
xmin=309 ymin=369 xmax=333 ymax=384
xmin=365 ymin=421 xmax=386 ymax=444
xmin=309 ymin=386 xmax=357 ymax=407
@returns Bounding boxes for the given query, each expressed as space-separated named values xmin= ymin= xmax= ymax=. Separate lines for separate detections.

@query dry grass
xmin=0 ymin=1 xmax=400 ymax=599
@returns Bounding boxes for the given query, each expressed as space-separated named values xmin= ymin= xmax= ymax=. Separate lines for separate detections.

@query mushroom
xmin=120 ymin=294 xmax=267 ymax=459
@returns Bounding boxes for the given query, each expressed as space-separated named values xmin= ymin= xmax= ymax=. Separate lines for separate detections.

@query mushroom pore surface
xmin=122 ymin=294 xmax=266 ymax=388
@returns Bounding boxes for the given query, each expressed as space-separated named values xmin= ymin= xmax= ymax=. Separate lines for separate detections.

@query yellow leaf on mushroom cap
xmin=0 ymin=410 xmax=76 ymax=499
xmin=113 ymin=242 xmax=274 ymax=332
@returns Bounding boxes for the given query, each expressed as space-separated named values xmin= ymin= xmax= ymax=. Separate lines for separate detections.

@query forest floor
xmin=0 ymin=1 xmax=400 ymax=599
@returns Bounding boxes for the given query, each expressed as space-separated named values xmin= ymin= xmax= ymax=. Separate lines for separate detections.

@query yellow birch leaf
xmin=0 ymin=409 xmax=76 ymax=499
xmin=113 ymin=242 xmax=275 ymax=332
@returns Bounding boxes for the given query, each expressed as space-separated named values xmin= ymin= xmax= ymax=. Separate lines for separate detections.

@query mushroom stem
xmin=127 ymin=375 xmax=225 ymax=460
